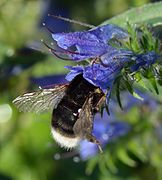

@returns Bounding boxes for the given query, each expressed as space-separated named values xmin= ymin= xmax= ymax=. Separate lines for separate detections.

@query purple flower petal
xmin=83 ymin=64 xmax=118 ymax=90
xmin=101 ymin=48 xmax=133 ymax=65
xmin=79 ymin=141 xmax=98 ymax=160
xmin=65 ymin=63 xmax=120 ymax=92
xmin=52 ymin=31 xmax=100 ymax=50
xmin=130 ymin=51 xmax=159 ymax=71
xmin=52 ymin=31 xmax=107 ymax=60
xmin=52 ymin=24 xmax=129 ymax=61
xmin=65 ymin=65 xmax=83 ymax=81
xmin=89 ymin=24 xmax=129 ymax=43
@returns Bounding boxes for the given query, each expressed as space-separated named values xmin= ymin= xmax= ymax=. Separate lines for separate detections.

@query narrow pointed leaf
xmin=103 ymin=2 xmax=162 ymax=28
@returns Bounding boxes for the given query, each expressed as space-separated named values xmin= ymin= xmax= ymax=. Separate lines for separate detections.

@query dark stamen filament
xmin=42 ymin=22 xmax=55 ymax=34
xmin=41 ymin=39 xmax=92 ymax=61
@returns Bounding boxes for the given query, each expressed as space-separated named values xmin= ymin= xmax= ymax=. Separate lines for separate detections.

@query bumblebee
xmin=13 ymin=74 xmax=105 ymax=151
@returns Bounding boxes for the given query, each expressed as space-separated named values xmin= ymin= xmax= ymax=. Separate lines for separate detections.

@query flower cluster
xmin=43 ymin=23 xmax=160 ymax=157
xmin=49 ymin=24 xmax=160 ymax=101
xmin=34 ymin=21 xmax=159 ymax=159
xmin=52 ymin=25 xmax=128 ymax=60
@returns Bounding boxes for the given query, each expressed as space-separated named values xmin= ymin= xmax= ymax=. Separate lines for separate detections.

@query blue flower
xmin=65 ymin=47 xmax=133 ymax=93
xmin=65 ymin=64 xmax=119 ymax=93
xmin=48 ymin=24 xmax=159 ymax=94
xmin=65 ymin=51 xmax=159 ymax=95
xmin=47 ymin=24 xmax=159 ymax=108
xmin=51 ymin=24 xmax=129 ymax=61
xmin=79 ymin=110 xmax=130 ymax=160
xmin=130 ymin=51 xmax=159 ymax=72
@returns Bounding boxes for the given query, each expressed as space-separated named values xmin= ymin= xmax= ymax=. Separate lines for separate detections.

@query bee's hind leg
xmin=86 ymin=134 xmax=103 ymax=153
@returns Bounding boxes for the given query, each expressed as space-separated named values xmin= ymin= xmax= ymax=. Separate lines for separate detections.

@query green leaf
xmin=103 ymin=2 xmax=162 ymax=28
xmin=157 ymin=66 xmax=162 ymax=86
xmin=132 ymin=91 xmax=144 ymax=101
xmin=150 ymin=76 xmax=159 ymax=94
xmin=135 ymin=78 xmax=149 ymax=91
xmin=105 ymin=153 xmax=118 ymax=173
xmin=116 ymin=81 xmax=123 ymax=109
xmin=128 ymin=141 xmax=147 ymax=163
xmin=117 ymin=148 xmax=136 ymax=167
xmin=86 ymin=156 xmax=98 ymax=175
xmin=142 ymin=70 xmax=159 ymax=94
xmin=99 ymin=158 xmax=109 ymax=174
xmin=124 ymin=78 xmax=134 ymax=94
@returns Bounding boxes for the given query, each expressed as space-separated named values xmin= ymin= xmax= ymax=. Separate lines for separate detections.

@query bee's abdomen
xmin=52 ymin=102 xmax=78 ymax=138
xmin=51 ymin=74 xmax=96 ymax=138
xmin=51 ymin=74 xmax=105 ymax=148
xmin=51 ymin=98 xmax=82 ymax=149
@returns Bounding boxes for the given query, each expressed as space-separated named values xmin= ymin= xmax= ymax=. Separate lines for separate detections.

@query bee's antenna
xmin=48 ymin=14 xmax=95 ymax=29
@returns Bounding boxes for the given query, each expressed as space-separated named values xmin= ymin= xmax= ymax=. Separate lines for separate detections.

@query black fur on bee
xmin=51 ymin=74 xmax=105 ymax=150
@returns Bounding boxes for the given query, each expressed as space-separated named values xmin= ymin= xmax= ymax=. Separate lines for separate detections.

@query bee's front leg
xmin=94 ymin=95 xmax=106 ymax=112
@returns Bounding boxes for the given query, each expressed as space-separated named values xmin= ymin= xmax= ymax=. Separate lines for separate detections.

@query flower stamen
xmin=48 ymin=14 xmax=95 ymax=28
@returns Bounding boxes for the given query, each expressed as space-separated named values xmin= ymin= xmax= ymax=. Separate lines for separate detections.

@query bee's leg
xmin=94 ymin=95 xmax=106 ymax=112
xmin=86 ymin=134 xmax=103 ymax=153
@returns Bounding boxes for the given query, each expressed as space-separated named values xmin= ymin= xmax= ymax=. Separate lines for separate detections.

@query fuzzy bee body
xmin=51 ymin=74 xmax=105 ymax=148
xmin=13 ymin=74 xmax=105 ymax=150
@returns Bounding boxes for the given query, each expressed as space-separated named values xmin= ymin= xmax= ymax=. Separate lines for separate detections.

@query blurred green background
xmin=0 ymin=0 xmax=162 ymax=180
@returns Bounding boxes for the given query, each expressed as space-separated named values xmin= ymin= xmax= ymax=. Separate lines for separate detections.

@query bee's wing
xmin=73 ymin=95 xmax=102 ymax=152
xmin=73 ymin=96 xmax=94 ymax=138
xmin=13 ymin=84 xmax=68 ymax=113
